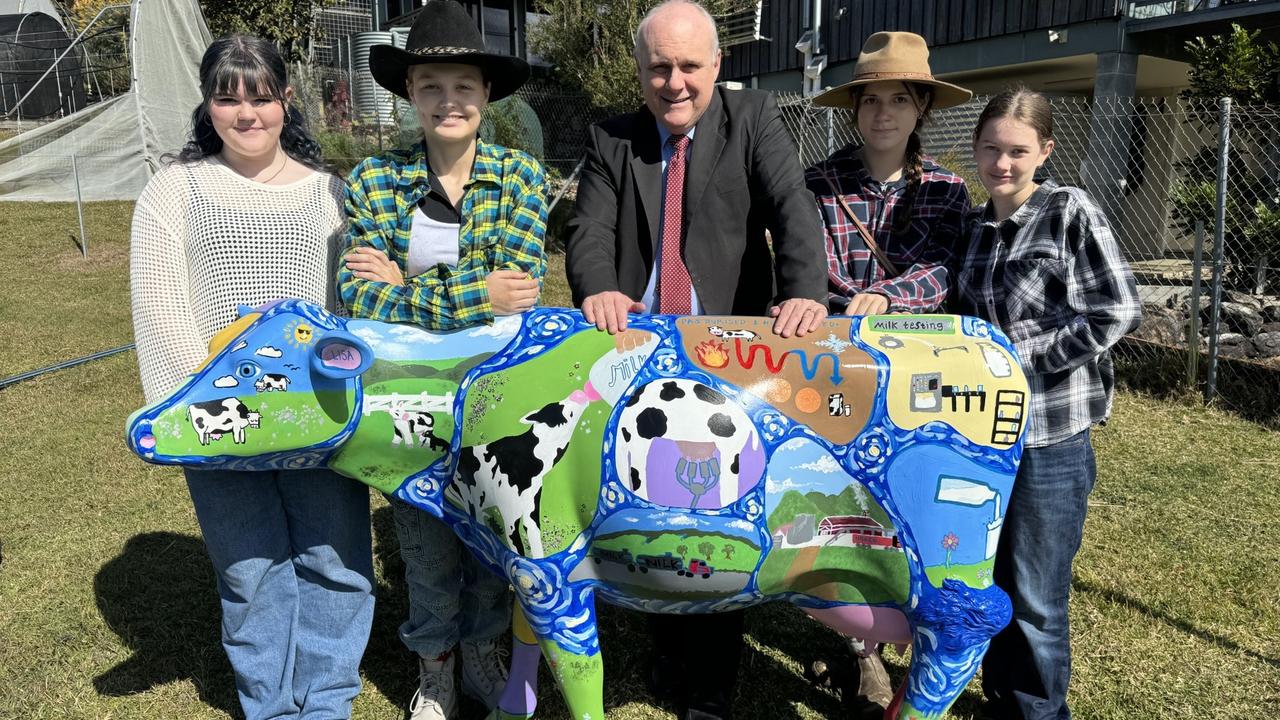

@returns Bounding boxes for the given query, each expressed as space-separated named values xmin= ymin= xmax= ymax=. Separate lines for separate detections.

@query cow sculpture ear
xmin=312 ymin=331 xmax=374 ymax=379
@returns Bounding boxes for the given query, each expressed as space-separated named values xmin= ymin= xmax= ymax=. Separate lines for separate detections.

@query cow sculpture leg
xmin=491 ymin=607 xmax=541 ymax=720
xmin=887 ymin=582 xmax=1012 ymax=720
xmin=504 ymin=587 xmax=606 ymax=720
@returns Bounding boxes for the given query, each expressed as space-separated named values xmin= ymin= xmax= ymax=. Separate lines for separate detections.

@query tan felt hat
xmin=813 ymin=31 xmax=972 ymax=110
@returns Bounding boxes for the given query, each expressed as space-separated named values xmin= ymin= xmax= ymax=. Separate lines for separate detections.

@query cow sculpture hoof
xmin=127 ymin=302 xmax=1028 ymax=720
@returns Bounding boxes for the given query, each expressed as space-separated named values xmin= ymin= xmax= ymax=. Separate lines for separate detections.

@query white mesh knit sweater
xmin=130 ymin=159 xmax=345 ymax=403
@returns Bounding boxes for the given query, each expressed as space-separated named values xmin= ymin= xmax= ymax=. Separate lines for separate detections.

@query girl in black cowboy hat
xmin=335 ymin=3 xmax=548 ymax=719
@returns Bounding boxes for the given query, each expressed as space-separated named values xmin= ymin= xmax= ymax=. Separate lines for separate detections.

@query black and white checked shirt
xmin=953 ymin=180 xmax=1141 ymax=448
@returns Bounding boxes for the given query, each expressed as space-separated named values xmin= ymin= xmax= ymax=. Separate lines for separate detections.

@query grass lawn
xmin=1 ymin=202 xmax=1278 ymax=719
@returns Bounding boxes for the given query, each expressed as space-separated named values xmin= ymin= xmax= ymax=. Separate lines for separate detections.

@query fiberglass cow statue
xmin=126 ymin=299 xmax=1029 ymax=720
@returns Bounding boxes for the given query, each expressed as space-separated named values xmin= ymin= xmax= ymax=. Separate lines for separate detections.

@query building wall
xmin=721 ymin=0 xmax=1124 ymax=82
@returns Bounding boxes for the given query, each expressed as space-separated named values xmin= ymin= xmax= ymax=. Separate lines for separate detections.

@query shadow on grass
xmin=1073 ymin=577 xmax=1280 ymax=669
xmin=92 ymin=531 xmax=240 ymax=716
xmin=359 ymin=503 xmax=419 ymax=718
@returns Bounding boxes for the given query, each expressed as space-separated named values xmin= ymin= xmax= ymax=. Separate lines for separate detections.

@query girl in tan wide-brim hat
xmin=802 ymin=31 xmax=975 ymax=711
xmin=813 ymin=31 xmax=972 ymax=109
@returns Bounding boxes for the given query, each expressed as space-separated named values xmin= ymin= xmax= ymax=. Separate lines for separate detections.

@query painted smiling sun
xmin=284 ymin=319 xmax=314 ymax=349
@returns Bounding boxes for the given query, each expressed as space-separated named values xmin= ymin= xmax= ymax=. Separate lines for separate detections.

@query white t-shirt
xmin=406 ymin=205 xmax=461 ymax=276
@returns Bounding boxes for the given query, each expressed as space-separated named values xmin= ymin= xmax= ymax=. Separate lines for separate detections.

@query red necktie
xmin=657 ymin=134 xmax=692 ymax=314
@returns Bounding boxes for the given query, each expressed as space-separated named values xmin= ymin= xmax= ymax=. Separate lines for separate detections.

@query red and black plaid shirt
xmin=805 ymin=145 xmax=970 ymax=313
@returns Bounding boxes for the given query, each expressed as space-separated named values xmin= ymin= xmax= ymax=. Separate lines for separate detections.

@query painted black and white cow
xmin=186 ymin=398 xmax=262 ymax=445
xmin=391 ymin=408 xmax=449 ymax=452
xmin=451 ymin=385 xmax=599 ymax=557
xmin=615 ymin=379 xmax=759 ymax=507
xmin=708 ymin=325 xmax=758 ymax=341
xmin=254 ymin=373 xmax=290 ymax=392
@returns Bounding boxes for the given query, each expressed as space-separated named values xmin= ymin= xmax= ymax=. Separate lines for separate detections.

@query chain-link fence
xmin=290 ymin=67 xmax=611 ymax=249
xmin=9 ymin=43 xmax=1280 ymax=423
xmin=777 ymin=92 xmax=1280 ymax=425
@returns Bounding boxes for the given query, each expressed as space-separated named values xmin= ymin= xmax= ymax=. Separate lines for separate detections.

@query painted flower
xmin=942 ymin=532 xmax=959 ymax=569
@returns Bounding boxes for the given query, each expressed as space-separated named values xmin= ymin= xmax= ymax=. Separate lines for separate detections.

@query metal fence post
xmin=1188 ymin=220 xmax=1204 ymax=385
xmin=71 ymin=155 xmax=87 ymax=258
xmin=826 ymin=107 xmax=834 ymax=156
xmin=1205 ymin=96 xmax=1231 ymax=404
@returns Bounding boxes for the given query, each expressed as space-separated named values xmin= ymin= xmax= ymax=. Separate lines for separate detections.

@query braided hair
xmin=893 ymin=83 xmax=933 ymax=235
xmin=172 ymin=34 xmax=327 ymax=171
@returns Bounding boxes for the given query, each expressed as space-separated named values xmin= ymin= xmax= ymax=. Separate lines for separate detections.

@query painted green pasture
xmin=330 ymin=377 xmax=458 ymax=494
xmin=148 ymin=389 xmax=353 ymax=458
xmin=757 ymin=544 xmax=910 ymax=605
xmin=593 ymin=531 xmax=762 ymax=574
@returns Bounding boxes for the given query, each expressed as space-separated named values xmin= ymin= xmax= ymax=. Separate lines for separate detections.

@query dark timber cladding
xmin=719 ymin=0 xmax=1123 ymax=80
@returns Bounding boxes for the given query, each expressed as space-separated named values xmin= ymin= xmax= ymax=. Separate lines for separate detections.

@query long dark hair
xmin=853 ymin=82 xmax=934 ymax=236
xmin=172 ymin=34 xmax=326 ymax=170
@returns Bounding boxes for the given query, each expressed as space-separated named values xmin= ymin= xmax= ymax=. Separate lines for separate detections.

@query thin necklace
xmin=256 ymin=153 xmax=288 ymax=185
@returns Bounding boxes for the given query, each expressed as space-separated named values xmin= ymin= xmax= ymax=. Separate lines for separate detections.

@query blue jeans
xmin=982 ymin=429 xmax=1096 ymax=720
xmin=389 ymin=496 xmax=511 ymax=658
xmin=185 ymin=468 xmax=375 ymax=720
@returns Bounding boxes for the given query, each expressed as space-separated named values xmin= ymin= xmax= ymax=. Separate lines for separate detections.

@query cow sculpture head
xmin=126 ymin=300 xmax=373 ymax=470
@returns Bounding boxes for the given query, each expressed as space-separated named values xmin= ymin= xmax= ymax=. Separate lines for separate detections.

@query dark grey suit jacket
xmin=565 ymin=87 xmax=826 ymax=316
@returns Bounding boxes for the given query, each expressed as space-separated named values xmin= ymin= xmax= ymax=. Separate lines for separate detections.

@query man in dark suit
xmin=565 ymin=0 xmax=826 ymax=336
xmin=565 ymin=3 xmax=827 ymax=719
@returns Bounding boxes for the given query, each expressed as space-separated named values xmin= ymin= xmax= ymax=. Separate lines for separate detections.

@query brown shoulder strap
xmin=820 ymin=165 xmax=902 ymax=277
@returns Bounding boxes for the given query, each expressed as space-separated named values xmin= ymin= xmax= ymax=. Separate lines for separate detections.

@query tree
xmin=199 ymin=0 xmax=342 ymax=63
xmin=697 ymin=541 xmax=715 ymax=560
xmin=528 ymin=0 xmax=757 ymax=113
xmin=721 ymin=543 xmax=734 ymax=561
xmin=1182 ymin=23 xmax=1280 ymax=107
xmin=1174 ymin=23 xmax=1280 ymax=291
xmin=65 ymin=0 xmax=342 ymax=64
xmin=676 ymin=543 xmax=688 ymax=560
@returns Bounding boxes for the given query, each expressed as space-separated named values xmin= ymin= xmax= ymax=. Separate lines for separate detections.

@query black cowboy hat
xmin=369 ymin=0 xmax=530 ymax=102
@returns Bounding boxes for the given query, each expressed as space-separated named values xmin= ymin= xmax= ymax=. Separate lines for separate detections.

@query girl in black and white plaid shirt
xmin=953 ymin=88 xmax=1141 ymax=720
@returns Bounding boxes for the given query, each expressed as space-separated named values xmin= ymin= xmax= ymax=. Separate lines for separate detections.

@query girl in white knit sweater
xmin=128 ymin=35 xmax=374 ymax=720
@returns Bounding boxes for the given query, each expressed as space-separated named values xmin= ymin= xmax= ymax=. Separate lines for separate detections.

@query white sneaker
xmin=409 ymin=653 xmax=457 ymax=720
xmin=460 ymin=637 xmax=509 ymax=709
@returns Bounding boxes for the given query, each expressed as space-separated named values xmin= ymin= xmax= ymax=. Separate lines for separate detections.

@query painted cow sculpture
xmin=126 ymin=300 xmax=1030 ymax=720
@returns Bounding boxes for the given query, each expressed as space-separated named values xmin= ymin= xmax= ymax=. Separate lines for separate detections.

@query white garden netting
xmin=0 ymin=1 xmax=63 ymax=24
xmin=0 ymin=0 xmax=209 ymax=201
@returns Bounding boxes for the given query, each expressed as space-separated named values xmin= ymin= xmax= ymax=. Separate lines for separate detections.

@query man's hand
xmin=582 ymin=291 xmax=644 ymax=334
xmin=345 ymin=247 xmax=404 ymax=286
xmin=487 ymin=270 xmax=540 ymax=316
xmin=842 ymin=293 xmax=891 ymax=317
xmin=769 ymin=298 xmax=827 ymax=338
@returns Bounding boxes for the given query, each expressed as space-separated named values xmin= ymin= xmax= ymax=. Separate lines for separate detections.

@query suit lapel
xmin=629 ymin=111 xmax=663 ymax=253
xmin=683 ymin=89 xmax=726 ymax=224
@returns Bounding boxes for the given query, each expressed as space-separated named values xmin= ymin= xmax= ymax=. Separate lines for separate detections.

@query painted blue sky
xmin=889 ymin=444 xmax=1014 ymax=568
xmin=764 ymin=438 xmax=854 ymax=505
xmin=347 ymin=316 xmax=520 ymax=363
xmin=597 ymin=508 xmax=761 ymax=544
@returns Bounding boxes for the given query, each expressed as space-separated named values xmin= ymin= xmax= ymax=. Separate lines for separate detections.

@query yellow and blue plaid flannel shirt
xmin=338 ymin=139 xmax=547 ymax=329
